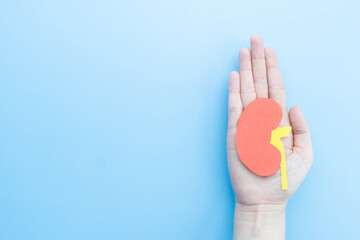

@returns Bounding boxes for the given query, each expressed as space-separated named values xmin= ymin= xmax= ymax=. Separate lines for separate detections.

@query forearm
xmin=233 ymin=203 xmax=287 ymax=240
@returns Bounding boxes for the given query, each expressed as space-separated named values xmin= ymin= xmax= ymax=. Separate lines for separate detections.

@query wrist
xmin=233 ymin=202 xmax=287 ymax=240
xmin=235 ymin=201 xmax=287 ymax=214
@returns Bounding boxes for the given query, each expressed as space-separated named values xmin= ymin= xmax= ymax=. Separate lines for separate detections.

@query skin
xmin=227 ymin=35 xmax=313 ymax=239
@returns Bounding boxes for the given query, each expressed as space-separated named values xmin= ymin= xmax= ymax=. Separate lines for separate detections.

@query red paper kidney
xmin=235 ymin=98 xmax=283 ymax=176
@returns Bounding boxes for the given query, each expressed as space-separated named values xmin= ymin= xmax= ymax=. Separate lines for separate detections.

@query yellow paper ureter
xmin=271 ymin=126 xmax=292 ymax=190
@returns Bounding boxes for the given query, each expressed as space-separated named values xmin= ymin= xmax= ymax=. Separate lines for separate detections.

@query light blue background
xmin=1 ymin=0 xmax=359 ymax=239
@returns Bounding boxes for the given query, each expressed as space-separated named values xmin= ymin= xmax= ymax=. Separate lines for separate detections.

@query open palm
xmin=227 ymin=35 xmax=313 ymax=206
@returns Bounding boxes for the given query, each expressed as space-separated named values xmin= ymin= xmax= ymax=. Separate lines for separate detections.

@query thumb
xmin=289 ymin=106 xmax=313 ymax=160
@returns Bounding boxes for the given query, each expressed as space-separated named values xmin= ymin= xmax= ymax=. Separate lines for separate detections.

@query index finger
xmin=265 ymin=47 xmax=293 ymax=149
xmin=265 ymin=47 xmax=289 ymax=126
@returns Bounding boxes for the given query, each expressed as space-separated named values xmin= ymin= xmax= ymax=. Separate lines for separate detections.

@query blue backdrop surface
xmin=1 ymin=0 xmax=359 ymax=239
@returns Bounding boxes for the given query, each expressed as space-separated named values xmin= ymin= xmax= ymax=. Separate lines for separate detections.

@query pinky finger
xmin=228 ymin=71 xmax=242 ymax=130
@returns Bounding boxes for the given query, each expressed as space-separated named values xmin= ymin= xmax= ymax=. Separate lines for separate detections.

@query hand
xmin=227 ymin=35 xmax=313 ymax=239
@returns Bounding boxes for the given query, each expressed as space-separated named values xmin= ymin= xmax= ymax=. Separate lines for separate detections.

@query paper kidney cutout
xmin=235 ymin=98 xmax=284 ymax=176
